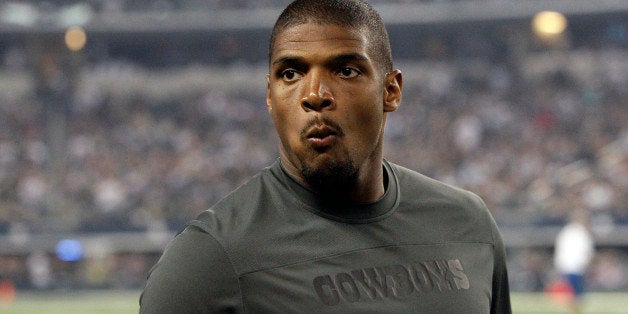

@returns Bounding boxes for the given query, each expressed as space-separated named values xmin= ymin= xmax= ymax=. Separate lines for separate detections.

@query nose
xmin=301 ymin=71 xmax=335 ymax=112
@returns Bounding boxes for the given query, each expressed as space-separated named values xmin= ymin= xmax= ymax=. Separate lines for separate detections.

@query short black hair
xmin=269 ymin=0 xmax=393 ymax=73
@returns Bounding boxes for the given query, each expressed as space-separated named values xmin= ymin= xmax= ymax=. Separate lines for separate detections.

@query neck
xmin=279 ymin=153 xmax=386 ymax=203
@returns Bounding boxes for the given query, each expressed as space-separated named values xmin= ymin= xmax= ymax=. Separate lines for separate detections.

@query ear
xmin=383 ymin=69 xmax=402 ymax=113
xmin=265 ymin=74 xmax=273 ymax=113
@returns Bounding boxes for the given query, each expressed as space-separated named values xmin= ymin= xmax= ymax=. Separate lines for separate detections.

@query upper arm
xmin=140 ymin=226 xmax=242 ymax=313
xmin=479 ymin=198 xmax=511 ymax=314
xmin=464 ymin=191 xmax=512 ymax=313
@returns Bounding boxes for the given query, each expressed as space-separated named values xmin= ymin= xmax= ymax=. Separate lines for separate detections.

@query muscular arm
xmin=140 ymin=226 xmax=242 ymax=313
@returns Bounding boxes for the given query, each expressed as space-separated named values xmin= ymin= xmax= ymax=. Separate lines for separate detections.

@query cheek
xmin=270 ymin=95 xmax=304 ymax=147
xmin=345 ymin=91 xmax=384 ymax=136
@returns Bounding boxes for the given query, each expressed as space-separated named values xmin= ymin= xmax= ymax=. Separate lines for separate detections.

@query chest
xmin=235 ymin=242 xmax=494 ymax=313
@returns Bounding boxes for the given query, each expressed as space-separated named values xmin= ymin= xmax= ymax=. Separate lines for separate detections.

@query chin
xmin=301 ymin=157 xmax=357 ymax=194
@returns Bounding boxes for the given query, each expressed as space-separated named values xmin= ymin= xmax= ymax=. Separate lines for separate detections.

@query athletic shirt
xmin=140 ymin=159 xmax=511 ymax=313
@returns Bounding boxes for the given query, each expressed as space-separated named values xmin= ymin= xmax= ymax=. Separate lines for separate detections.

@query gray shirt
xmin=140 ymin=159 xmax=511 ymax=313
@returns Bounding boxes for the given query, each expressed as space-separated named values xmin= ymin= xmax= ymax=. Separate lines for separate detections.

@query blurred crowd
xmin=1 ymin=44 xmax=626 ymax=291
xmin=1 ymin=46 xmax=626 ymax=291
xmin=0 ymin=4 xmax=626 ymax=291
xmin=388 ymin=49 xmax=626 ymax=229
xmin=3 ymin=48 xmax=625 ymax=235
xmin=1 ymin=72 xmax=276 ymax=234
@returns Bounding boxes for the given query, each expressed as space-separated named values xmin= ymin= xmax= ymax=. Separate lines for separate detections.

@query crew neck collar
xmin=271 ymin=159 xmax=399 ymax=224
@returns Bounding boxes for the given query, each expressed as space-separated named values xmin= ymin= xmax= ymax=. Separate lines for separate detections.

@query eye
xmin=280 ymin=69 xmax=303 ymax=82
xmin=338 ymin=67 xmax=360 ymax=79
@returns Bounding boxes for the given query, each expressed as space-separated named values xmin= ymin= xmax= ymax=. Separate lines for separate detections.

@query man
xmin=140 ymin=0 xmax=511 ymax=312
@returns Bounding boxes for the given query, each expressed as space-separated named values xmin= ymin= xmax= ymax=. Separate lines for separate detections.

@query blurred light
xmin=0 ymin=3 xmax=38 ymax=26
xmin=55 ymin=239 xmax=84 ymax=262
xmin=532 ymin=11 xmax=568 ymax=38
xmin=65 ymin=26 xmax=87 ymax=51
xmin=57 ymin=3 xmax=93 ymax=27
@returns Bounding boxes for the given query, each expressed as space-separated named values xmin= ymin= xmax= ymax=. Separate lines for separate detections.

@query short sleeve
xmin=467 ymin=192 xmax=512 ymax=314
xmin=140 ymin=225 xmax=242 ymax=313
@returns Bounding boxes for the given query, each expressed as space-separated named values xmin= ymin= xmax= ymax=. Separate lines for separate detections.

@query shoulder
xmin=387 ymin=161 xmax=499 ymax=243
xmin=388 ymin=161 xmax=487 ymax=210
xmin=179 ymin=162 xmax=292 ymax=270
xmin=140 ymin=226 xmax=241 ymax=312
xmin=190 ymin=164 xmax=279 ymax=239
xmin=139 ymin=164 xmax=283 ymax=312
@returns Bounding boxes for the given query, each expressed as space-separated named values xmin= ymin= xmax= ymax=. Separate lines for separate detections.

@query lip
xmin=305 ymin=125 xmax=339 ymax=149
xmin=307 ymin=134 xmax=337 ymax=149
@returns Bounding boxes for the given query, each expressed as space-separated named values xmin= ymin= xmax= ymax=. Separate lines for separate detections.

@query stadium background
xmin=0 ymin=0 xmax=626 ymax=311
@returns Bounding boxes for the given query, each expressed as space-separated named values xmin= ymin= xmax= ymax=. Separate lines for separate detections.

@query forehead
xmin=271 ymin=23 xmax=371 ymax=62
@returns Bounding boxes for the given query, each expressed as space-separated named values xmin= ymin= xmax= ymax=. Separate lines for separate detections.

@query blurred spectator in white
xmin=554 ymin=210 xmax=595 ymax=314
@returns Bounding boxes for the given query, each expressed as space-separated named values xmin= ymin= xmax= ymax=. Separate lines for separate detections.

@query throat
xmin=303 ymin=162 xmax=387 ymax=204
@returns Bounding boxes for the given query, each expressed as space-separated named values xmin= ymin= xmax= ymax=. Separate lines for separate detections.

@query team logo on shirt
xmin=312 ymin=259 xmax=470 ymax=306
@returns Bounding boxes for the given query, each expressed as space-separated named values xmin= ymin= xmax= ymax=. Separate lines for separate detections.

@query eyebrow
xmin=271 ymin=56 xmax=306 ymax=69
xmin=271 ymin=53 xmax=370 ymax=69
